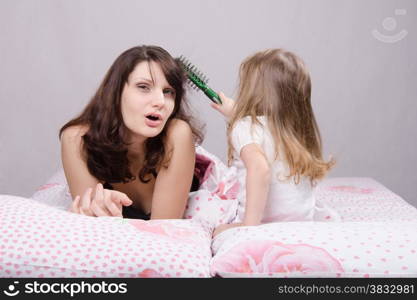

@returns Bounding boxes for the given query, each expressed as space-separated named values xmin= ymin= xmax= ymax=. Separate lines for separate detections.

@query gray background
xmin=1 ymin=0 xmax=416 ymax=207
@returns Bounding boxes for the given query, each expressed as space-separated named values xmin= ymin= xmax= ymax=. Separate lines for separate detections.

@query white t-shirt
xmin=230 ymin=116 xmax=316 ymax=223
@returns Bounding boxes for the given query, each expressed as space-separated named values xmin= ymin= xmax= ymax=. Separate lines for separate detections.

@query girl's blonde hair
xmin=227 ymin=49 xmax=335 ymax=185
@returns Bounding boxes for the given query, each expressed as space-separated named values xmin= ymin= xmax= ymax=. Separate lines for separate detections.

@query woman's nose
xmin=151 ymin=90 xmax=165 ymax=107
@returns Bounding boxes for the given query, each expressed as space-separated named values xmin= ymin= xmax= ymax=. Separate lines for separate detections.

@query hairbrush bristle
xmin=178 ymin=56 xmax=209 ymax=85
xmin=177 ymin=55 xmax=222 ymax=104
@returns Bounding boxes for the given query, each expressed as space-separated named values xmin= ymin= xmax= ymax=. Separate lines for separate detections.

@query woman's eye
xmin=137 ymin=84 xmax=150 ymax=90
xmin=163 ymin=89 xmax=175 ymax=97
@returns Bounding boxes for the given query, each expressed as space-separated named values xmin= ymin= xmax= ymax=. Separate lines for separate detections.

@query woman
xmin=60 ymin=45 xmax=203 ymax=220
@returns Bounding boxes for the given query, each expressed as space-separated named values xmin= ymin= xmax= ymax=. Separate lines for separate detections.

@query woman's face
xmin=121 ymin=60 xmax=176 ymax=140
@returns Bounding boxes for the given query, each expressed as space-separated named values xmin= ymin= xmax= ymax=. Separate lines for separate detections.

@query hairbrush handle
xmin=201 ymin=85 xmax=222 ymax=104
xmin=187 ymin=71 xmax=222 ymax=104
xmin=206 ymin=89 xmax=222 ymax=104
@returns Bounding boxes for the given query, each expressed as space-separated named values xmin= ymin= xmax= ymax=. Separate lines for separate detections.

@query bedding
xmin=1 ymin=147 xmax=416 ymax=278
xmin=30 ymin=146 xmax=240 ymax=226
xmin=211 ymin=178 xmax=417 ymax=277
xmin=0 ymin=195 xmax=212 ymax=278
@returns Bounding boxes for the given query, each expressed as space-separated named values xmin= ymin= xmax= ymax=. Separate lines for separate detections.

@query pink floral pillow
xmin=212 ymin=239 xmax=344 ymax=275
xmin=211 ymin=221 xmax=417 ymax=278
xmin=0 ymin=195 xmax=213 ymax=278
xmin=211 ymin=177 xmax=417 ymax=277
xmin=314 ymin=177 xmax=417 ymax=222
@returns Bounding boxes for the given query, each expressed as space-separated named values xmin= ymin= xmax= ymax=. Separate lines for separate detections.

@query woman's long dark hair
xmin=60 ymin=45 xmax=204 ymax=184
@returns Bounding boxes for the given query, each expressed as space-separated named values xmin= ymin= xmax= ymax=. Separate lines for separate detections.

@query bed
xmin=211 ymin=177 xmax=417 ymax=277
xmin=1 ymin=147 xmax=416 ymax=278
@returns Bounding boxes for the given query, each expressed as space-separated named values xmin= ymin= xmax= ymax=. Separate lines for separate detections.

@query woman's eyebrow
xmin=134 ymin=77 xmax=153 ymax=83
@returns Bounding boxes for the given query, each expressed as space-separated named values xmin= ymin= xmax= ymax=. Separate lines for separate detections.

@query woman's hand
xmin=69 ymin=183 xmax=133 ymax=217
xmin=210 ymin=92 xmax=236 ymax=119
xmin=213 ymin=223 xmax=243 ymax=237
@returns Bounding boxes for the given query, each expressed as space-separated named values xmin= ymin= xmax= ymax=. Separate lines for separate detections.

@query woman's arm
xmin=150 ymin=119 xmax=195 ymax=219
xmin=61 ymin=125 xmax=99 ymax=199
xmin=240 ymin=143 xmax=271 ymax=226
xmin=61 ymin=125 xmax=131 ymax=216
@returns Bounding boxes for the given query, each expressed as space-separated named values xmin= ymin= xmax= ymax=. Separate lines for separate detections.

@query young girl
xmin=211 ymin=48 xmax=336 ymax=236
xmin=60 ymin=45 xmax=203 ymax=220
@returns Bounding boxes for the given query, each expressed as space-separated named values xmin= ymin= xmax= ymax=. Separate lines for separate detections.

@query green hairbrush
xmin=178 ymin=56 xmax=222 ymax=105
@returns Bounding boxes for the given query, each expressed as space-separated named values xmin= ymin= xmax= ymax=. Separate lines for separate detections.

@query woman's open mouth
xmin=145 ymin=113 xmax=163 ymax=128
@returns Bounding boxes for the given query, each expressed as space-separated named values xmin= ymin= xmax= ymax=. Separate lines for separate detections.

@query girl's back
xmin=231 ymin=116 xmax=316 ymax=223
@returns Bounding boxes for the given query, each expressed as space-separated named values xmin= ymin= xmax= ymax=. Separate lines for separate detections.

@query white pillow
xmin=31 ymin=169 xmax=71 ymax=210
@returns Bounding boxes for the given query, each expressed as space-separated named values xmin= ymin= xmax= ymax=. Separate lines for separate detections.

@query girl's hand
xmin=69 ymin=183 xmax=133 ymax=217
xmin=213 ymin=223 xmax=243 ymax=237
xmin=210 ymin=92 xmax=236 ymax=119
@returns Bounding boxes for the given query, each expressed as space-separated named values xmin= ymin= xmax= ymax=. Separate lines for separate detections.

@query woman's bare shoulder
xmin=61 ymin=124 xmax=89 ymax=142
xmin=166 ymin=119 xmax=193 ymax=142
xmin=162 ymin=119 xmax=194 ymax=165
